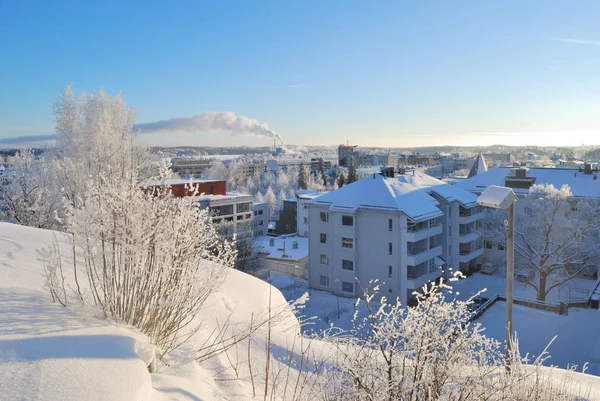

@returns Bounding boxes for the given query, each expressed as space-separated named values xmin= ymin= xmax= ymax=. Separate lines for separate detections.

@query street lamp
xmin=477 ymin=185 xmax=518 ymax=369
xmin=334 ymin=279 xmax=341 ymax=319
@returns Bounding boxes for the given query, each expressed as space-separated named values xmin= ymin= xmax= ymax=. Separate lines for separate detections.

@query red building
xmin=145 ymin=179 xmax=226 ymax=198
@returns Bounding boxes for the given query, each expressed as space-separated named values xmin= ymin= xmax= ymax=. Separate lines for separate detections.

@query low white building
xmin=255 ymin=235 xmax=309 ymax=279
xmin=307 ymin=171 xmax=483 ymax=304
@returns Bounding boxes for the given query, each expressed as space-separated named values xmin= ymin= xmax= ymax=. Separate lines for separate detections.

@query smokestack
xmin=135 ymin=112 xmax=282 ymax=141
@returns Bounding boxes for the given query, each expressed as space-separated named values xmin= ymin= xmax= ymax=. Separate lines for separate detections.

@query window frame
xmin=320 ymin=233 xmax=327 ymax=244
xmin=342 ymin=215 xmax=354 ymax=226
xmin=320 ymin=254 xmax=329 ymax=265
xmin=342 ymin=237 xmax=354 ymax=249
xmin=320 ymin=211 xmax=329 ymax=223
xmin=341 ymin=281 xmax=354 ymax=293
xmin=342 ymin=259 xmax=354 ymax=271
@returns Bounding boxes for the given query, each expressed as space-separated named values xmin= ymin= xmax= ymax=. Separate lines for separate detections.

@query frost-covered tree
xmin=347 ymin=156 xmax=358 ymax=184
xmin=0 ymin=149 xmax=62 ymax=229
xmin=336 ymin=168 xmax=347 ymax=188
xmin=53 ymin=85 xmax=153 ymax=209
xmin=487 ymin=184 xmax=600 ymax=302
xmin=317 ymin=158 xmax=326 ymax=185
xmin=43 ymin=86 xmax=235 ymax=356
xmin=298 ymin=164 xmax=310 ymax=190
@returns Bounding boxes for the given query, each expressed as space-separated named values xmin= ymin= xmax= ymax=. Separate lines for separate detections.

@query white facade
xmin=296 ymin=190 xmax=325 ymax=237
xmin=196 ymin=193 xmax=255 ymax=240
xmin=252 ymin=202 xmax=269 ymax=237
xmin=307 ymin=172 xmax=484 ymax=304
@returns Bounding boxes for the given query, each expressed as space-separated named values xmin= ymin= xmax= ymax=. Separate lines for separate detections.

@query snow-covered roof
xmin=428 ymin=184 xmax=479 ymax=207
xmin=143 ymin=178 xmax=222 ymax=187
xmin=295 ymin=190 xmax=325 ymax=200
xmin=456 ymin=167 xmax=600 ymax=198
xmin=311 ymin=172 xmax=445 ymax=221
xmin=254 ymin=235 xmax=309 ymax=260
xmin=190 ymin=192 xmax=253 ymax=202
xmin=468 ymin=153 xmax=488 ymax=178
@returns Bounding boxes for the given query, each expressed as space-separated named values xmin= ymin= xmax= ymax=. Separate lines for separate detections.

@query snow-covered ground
xmin=0 ymin=222 xmax=306 ymax=400
xmin=0 ymin=224 xmax=154 ymax=400
xmin=477 ymin=302 xmax=600 ymax=375
xmin=449 ymin=268 xmax=595 ymax=303
xmin=269 ymin=270 xmax=600 ymax=377
xmin=3 ymin=221 xmax=600 ymax=399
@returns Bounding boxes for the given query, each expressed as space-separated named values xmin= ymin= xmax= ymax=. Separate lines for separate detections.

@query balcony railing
xmin=459 ymin=206 xmax=483 ymax=217
xmin=407 ymin=220 xmax=441 ymax=232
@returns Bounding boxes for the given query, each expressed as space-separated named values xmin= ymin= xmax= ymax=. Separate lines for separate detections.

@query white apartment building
xmin=307 ymin=171 xmax=483 ymax=304
xmin=296 ymin=190 xmax=325 ymax=237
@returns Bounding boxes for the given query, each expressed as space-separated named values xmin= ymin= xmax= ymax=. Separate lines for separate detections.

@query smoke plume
xmin=134 ymin=112 xmax=282 ymax=141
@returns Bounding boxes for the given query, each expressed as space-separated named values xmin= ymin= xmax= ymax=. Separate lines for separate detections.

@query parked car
xmin=480 ymin=263 xmax=498 ymax=275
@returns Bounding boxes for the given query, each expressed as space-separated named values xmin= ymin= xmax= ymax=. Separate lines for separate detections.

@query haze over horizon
xmin=2 ymin=1 xmax=600 ymax=148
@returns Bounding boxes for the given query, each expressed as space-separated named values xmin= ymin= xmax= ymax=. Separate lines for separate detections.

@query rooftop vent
xmin=505 ymin=167 xmax=535 ymax=189
xmin=292 ymin=240 xmax=298 ymax=249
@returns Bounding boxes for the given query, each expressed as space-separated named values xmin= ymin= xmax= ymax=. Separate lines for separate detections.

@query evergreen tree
xmin=318 ymin=158 xmax=326 ymax=186
xmin=337 ymin=168 xmax=347 ymax=188
xmin=298 ymin=164 xmax=310 ymax=190
xmin=347 ymin=156 xmax=358 ymax=184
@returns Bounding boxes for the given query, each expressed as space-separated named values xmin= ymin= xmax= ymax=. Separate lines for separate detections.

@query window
xmin=388 ymin=242 xmax=393 ymax=255
xmin=237 ymin=215 xmax=244 ymax=221
xmin=320 ymin=254 xmax=329 ymax=265
xmin=254 ymin=210 xmax=258 ymax=216
xmin=498 ymin=243 xmax=506 ymax=251
xmin=341 ymin=281 xmax=354 ymax=293
xmin=208 ymin=186 xmax=214 ymax=195
xmin=342 ymin=238 xmax=354 ymax=249
xmin=320 ymin=212 xmax=329 ymax=222
xmin=485 ymin=240 xmax=494 ymax=249
xmin=342 ymin=259 xmax=354 ymax=271
xmin=320 ymin=275 xmax=330 ymax=287
xmin=320 ymin=233 xmax=327 ymax=244
xmin=258 ymin=209 xmax=264 ymax=216
xmin=389 ymin=288 xmax=392 ymax=293
xmin=388 ymin=265 xmax=393 ymax=278
xmin=258 ymin=220 xmax=263 ymax=226
xmin=304 ymin=217 xmax=308 ymax=224
xmin=449 ymin=225 xmax=451 ymax=236
xmin=237 ymin=202 xmax=251 ymax=213
xmin=342 ymin=215 xmax=354 ymax=226
xmin=388 ymin=219 xmax=393 ymax=231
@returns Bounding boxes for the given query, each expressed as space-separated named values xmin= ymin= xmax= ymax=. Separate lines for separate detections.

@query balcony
xmin=458 ymin=206 xmax=483 ymax=224
xmin=458 ymin=247 xmax=484 ymax=263
xmin=406 ymin=245 xmax=442 ymax=266
xmin=406 ymin=261 xmax=443 ymax=290
xmin=405 ymin=223 xmax=442 ymax=242
xmin=458 ymin=229 xmax=483 ymax=243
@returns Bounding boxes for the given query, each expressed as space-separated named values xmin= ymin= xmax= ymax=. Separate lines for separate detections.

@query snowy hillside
xmin=0 ymin=222 xmax=304 ymax=401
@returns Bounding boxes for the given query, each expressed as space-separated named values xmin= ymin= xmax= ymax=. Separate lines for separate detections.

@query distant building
xmin=275 ymin=198 xmax=298 ymax=234
xmin=453 ymin=157 xmax=475 ymax=171
xmin=144 ymin=178 xmax=256 ymax=242
xmin=467 ymin=153 xmax=488 ymax=178
xmin=483 ymin=153 xmax=514 ymax=167
xmin=338 ymin=144 xmax=358 ymax=167
xmin=310 ymin=158 xmax=332 ymax=173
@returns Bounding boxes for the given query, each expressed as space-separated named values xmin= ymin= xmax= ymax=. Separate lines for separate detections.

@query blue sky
xmin=1 ymin=0 xmax=600 ymax=148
